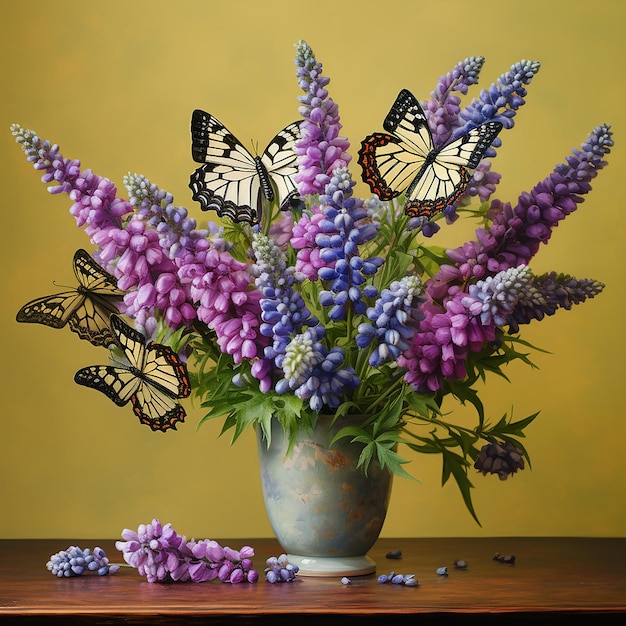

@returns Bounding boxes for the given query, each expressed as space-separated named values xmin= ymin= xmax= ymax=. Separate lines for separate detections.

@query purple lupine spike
xmin=294 ymin=40 xmax=351 ymax=196
xmin=480 ymin=124 xmax=613 ymax=273
xmin=463 ymin=265 xmax=534 ymax=327
xmin=124 ymin=173 xmax=212 ymax=260
xmin=457 ymin=59 xmax=541 ymax=137
xmin=440 ymin=124 xmax=613 ymax=288
xmin=251 ymin=230 xmax=319 ymax=391
xmin=116 ymin=519 xmax=258 ymax=584
xmin=423 ymin=56 xmax=486 ymax=148
xmin=446 ymin=59 xmax=541 ymax=211
xmin=314 ymin=168 xmax=383 ymax=321
xmin=277 ymin=325 xmax=359 ymax=411
xmin=508 ymin=272 xmax=605 ymax=333
xmin=10 ymin=124 xmax=132 ymax=254
xmin=356 ymin=275 xmax=424 ymax=367
xmin=180 ymin=247 xmax=268 ymax=364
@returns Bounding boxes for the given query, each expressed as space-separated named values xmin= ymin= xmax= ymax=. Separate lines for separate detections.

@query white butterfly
xmin=358 ymin=89 xmax=502 ymax=219
xmin=189 ymin=110 xmax=301 ymax=224
xmin=74 ymin=314 xmax=191 ymax=432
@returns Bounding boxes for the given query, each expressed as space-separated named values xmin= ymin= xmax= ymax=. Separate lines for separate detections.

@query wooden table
xmin=1 ymin=537 xmax=625 ymax=623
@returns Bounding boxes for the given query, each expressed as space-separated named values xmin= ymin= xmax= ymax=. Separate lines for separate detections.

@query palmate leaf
xmin=334 ymin=425 xmax=416 ymax=481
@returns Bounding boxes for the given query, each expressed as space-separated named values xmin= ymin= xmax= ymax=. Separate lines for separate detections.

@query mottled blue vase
xmin=256 ymin=415 xmax=394 ymax=576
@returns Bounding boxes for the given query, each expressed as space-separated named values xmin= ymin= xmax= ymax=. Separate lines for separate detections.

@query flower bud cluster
xmin=474 ymin=441 xmax=525 ymax=480
xmin=508 ymin=272 xmax=605 ymax=333
xmin=277 ymin=325 xmax=359 ymax=412
xmin=264 ymin=553 xmax=299 ymax=583
xmin=357 ymin=275 xmax=424 ymax=367
xmin=464 ymin=264 xmax=533 ymax=327
xmin=252 ymin=230 xmax=319 ymax=391
xmin=47 ymin=546 xmax=119 ymax=577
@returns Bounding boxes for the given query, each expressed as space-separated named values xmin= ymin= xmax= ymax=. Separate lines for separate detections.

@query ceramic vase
xmin=256 ymin=414 xmax=394 ymax=576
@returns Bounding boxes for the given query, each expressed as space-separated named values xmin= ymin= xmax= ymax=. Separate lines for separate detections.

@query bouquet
xmin=11 ymin=41 xmax=611 ymax=522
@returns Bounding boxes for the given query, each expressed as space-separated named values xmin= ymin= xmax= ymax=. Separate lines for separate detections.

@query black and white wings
xmin=189 ymin=109 xmax=301 ymax=224
xmin=16 ymin=248 xmax=123 ymax=347
xmin=358 ymin=89 xmax=502 ymax=219
xmin=74 ymin=314 xmax=191 ymax=432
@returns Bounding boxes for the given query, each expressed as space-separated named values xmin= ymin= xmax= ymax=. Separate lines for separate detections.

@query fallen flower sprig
xmin=264 ymin=553 xmax=299 ymax=583
xmin=115 ymin=519 xmax=258 ymax=583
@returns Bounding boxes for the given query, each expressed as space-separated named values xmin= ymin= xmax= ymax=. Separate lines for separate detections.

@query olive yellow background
xmin=1 ymin=0 xmax=624 ymax=540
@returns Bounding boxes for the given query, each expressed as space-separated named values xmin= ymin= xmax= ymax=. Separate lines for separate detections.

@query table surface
xmin=1 ymin=537 xmax=625 ymax=624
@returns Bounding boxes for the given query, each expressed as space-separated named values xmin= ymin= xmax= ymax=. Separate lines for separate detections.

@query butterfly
xmin=74 ymin=314 xmax=191 ymax=432
xmin=16 ymin=248 xmax=124 ymax=347
xmin=358 ymin=89 xmax=503 ymax=220
xmin=189 ymin=109 xmax=301 ymax=224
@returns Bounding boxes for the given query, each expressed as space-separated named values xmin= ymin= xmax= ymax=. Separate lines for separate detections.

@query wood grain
xmin=1 ymin=537 xmax=625 ymax=624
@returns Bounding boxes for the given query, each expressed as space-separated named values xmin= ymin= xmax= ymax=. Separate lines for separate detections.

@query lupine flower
xmin=463 ymin=265 xmax=534 ymax=327
xmin=291 ymin=205 xmax=333 ymax=280
xmin=357 ymin=275 xmax=424 ymax=367
xmin=183 ymin=247 xmax=267 ymax=363
xmin=115 ymin=519 xmax=258 ymax=584
xmin=115 ymin=519 xmax=187 ymax=583
xmin=276 ymin=325 xmax=359 ymax=412
xmin=460 ymin=160 xmax=501 ymax=204
xmin=10 ymin=124 xmax=131 ymax=262
xmin=457 ymin=59 xmax=541 ymax=138
xmin=423 ymin=55 xmax=486 ymax=148
xmin=508 ymin=272 xmax=605 ymax=333
xmin=124 ymin=173 xmax=211 ymax=259
xmin=252 ymin=230 xmax=318 ymax=390
xmin=293 ymin=39 xmax=351 ymax=196
xmin=447 ymin=124 xmax=613 ymax=279
xmin=47 ymin=546 xmax=119 ymax=577
xmin=314 ymin=169 xmax=383 ymax=321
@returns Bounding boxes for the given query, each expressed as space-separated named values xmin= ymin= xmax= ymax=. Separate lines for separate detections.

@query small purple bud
xmin=247 ymin=569 xmax=259 ymax=583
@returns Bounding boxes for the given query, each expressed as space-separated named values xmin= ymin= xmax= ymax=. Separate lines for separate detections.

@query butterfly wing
xmin=358 ymin=89 xmax=433 ymax=200
xmin=189 ymin=109 xmax=265 ymax=224
xmin=74 ymin=364 xmax=140 ymax=407
xmin=16 ymin=290 xmax=84 ymax=329
xmin=74 ymin=315 xmax=191 ymax=432
xmin=404 ymin=122 xmax=503 ymax=219
xmin=16 ymin=249 xmax=123 ymax=347
xmin=189 ymin=110 xmax=300 ymax=224
xmin=359 ymin=89 xmax=503 ymax=219
xmin=69 ymin=249 xmax=124 ymax=345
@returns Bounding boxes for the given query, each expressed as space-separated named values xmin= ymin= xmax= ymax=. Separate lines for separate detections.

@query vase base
xmin=287 ymin=553 xmax=376 ymax=577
